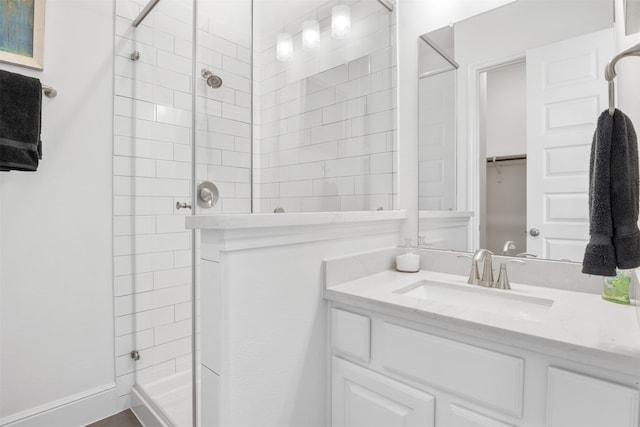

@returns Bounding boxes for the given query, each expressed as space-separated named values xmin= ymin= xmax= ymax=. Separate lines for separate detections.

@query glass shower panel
xmin=192 ymin=3 xmax=252 ymax=427
xmin=252 ymin=0 xmax=397 ymax=213
xmin=113 ymin=1 xmax=195 ymax=425
xmin=195 ymin=0 xmax=253 ymax=215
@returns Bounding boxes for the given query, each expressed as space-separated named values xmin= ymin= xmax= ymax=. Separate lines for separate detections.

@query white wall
xmin=0 ymin=1 xmax=116 ymax=425
xmin=485 ymin=62 xmax=526 ymax=158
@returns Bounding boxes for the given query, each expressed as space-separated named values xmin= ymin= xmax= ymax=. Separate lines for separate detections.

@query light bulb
xmin=302 ymin=20 xmax=320 ymax=50
xmin=276 ymin=32 xmax=293 ymax=62
xmin=331 ymin=4 xmax=351 ymax=39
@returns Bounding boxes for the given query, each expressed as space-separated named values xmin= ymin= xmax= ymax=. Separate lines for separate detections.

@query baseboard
xmin=130 ymin=386 xmax=170 ymax=427
xmin=0 ymin=383 xmax=117 ymax=427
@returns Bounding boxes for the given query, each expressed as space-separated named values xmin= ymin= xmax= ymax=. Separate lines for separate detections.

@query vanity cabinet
xmin=329 ymin=307 xmax=640 ymax=427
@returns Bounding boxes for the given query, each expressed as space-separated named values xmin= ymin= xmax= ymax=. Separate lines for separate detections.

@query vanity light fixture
xmin=302 ymin=20 xmax=320 ymax=50
xmin=276 ymin=32 xmax=293 ymax=61
xmin=331 ymin=4 xmax=351 ymax=39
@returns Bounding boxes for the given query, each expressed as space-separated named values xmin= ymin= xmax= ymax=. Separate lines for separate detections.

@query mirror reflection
xmin=418 ymin=0 xmax=614 ymax=262
xmin=418 ymin=27 xmax=458 ymax=212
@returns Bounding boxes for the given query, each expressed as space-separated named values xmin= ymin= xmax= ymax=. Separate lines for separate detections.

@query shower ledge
xmin=186 ymin=210 xmax=407 ymax=230
xmin=186 ymin=211 xmax=407 ymax=252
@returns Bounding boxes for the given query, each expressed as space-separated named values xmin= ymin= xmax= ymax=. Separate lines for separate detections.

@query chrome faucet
xmin=458 ymin=249 xmax=495 ymax=286
xmin=502 ymin=240 xmax=516 ymax=255
xmin=459 ymin=249 xmax=521 ymax=290
xmin=473 ymin=249 xmax=494 ymax=287
xmin=516 ymin=252 xmax=537 ymax=258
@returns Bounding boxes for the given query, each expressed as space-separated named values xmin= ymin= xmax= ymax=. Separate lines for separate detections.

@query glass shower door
xmin=113 ymin=0 xmax=196 ymax=425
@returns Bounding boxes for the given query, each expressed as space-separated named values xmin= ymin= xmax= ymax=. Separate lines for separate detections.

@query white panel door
xmin=419 ymin=70 xmax=456 ymax=211
xmin=526 ymin=28 xmax=614 ymax=261
xmin=332 ymin=357 xmax=435 ymax=427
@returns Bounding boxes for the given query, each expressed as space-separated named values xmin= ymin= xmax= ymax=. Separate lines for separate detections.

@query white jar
xmin=396 ymin=252 xmax=420 ymax=273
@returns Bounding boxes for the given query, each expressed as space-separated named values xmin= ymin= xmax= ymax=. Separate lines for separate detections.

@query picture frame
xmin=0 ymin=0 xmax=46 ymax=70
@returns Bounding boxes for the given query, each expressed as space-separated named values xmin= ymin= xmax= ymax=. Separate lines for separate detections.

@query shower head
xmin=201 ymin=69 xmax=223 ymax=89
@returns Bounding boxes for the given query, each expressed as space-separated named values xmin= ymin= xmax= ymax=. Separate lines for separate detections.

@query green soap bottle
xmin=602 ymin=269 xmax=631 ymax=305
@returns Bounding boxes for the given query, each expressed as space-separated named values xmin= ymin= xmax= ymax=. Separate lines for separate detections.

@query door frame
xmin=466 ymin=54 xmax=525 ymax=251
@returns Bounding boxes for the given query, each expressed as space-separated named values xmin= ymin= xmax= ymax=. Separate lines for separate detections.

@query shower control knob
xmin=529 ymin=228 xmax=540 ymax=237
xmin=197 ymin=181 xmax=219 ymax=208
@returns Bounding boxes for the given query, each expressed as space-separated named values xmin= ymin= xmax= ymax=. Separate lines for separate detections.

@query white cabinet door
xmin=547 ymin=367 xmax=640 ymax=427
xmin=526 ymin=28 xmax=614 ymax=261
xmin=332 ymin=357 xmax=435 ymax=427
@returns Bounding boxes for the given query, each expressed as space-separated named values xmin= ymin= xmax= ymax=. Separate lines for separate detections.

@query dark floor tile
xmin=85 ymin=409 xmax=142 ymax=427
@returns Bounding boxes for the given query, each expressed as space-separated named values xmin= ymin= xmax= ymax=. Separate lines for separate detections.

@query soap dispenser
xmin=396 ymin=239 xmax=420 ymax=273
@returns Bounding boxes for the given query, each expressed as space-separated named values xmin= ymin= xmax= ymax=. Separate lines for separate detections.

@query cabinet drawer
xmin=381 ymin=322 xmax=524 ymax=417
xmin=547 ymin=367 xmax=640 ymax=427
xmin=331 ymin=308 xmax=371 ymax=362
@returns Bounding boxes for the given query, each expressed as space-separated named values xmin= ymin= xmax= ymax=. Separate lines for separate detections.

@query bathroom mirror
xmin=417 ymin=0 xmax=614 ymax=262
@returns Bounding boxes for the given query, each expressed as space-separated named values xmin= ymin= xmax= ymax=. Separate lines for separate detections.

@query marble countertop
xmin=186 ymin=210 xmax=407 ymax=230
xmin=325 ymin=268 xmax=640 ymax=367
xmin=418 ymin=210 xmax=474 ymax=218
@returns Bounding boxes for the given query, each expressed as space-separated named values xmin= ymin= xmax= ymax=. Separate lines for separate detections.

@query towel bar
xmin=42 ymin=85 xmax=57 ymax=98
xmin=605 ymin=41 xmax=640 ymax=116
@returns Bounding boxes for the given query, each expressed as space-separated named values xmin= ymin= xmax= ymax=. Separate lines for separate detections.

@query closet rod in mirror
xmin=487 ymin=155 xmax=526 ymax=162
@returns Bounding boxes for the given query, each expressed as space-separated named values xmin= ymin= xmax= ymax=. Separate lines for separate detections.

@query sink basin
xmin=395 ymin=279 xmax=553 ymax=320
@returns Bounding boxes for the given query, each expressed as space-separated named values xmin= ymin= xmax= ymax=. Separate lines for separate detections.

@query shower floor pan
xmin=132 ymin=370 xmax=193 ymax=427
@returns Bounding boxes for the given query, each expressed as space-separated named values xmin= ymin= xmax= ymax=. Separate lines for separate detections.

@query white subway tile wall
xmin=196 ymin=13 xmax=252 ymax=214
xmin=113 ymin=0 xmax=396 ymax=410
xmin=253 ymin=1 xmax=397 ymax=213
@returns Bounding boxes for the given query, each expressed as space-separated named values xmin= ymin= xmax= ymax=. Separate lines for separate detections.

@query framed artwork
xmin=0 ymin=0 xmax=46 ymax=70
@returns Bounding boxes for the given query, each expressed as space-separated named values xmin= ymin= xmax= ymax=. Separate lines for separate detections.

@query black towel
xmin=582 ymin=109 xmax=640 ymax=276
xmin=0 ymin=69 xmax=42 ymax=171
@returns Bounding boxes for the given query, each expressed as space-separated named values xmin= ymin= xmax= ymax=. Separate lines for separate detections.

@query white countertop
xmin=186 ymin=210 xmax=407 ymax=230
xmin=325 ymin=269 xmax=640 ymax=367
xmin=418 ymin=210 xmax=474 ymax=218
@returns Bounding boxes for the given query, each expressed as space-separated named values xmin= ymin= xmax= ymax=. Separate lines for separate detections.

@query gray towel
xmin=582 ymin=109 xmax=640 ymax=276
xmin=0 ymin=69 xmax=42 ymax=171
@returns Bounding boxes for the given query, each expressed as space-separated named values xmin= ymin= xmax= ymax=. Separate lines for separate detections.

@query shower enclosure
xmin=112 ymin=0 xmax=397 ymax=425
